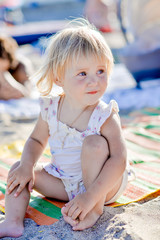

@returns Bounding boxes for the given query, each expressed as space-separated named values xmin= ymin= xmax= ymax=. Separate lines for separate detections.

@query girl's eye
xmin=78 ymin=71 xmax=86 ymax=76
xmin=97 ymin=69 xmax=104 ymax=75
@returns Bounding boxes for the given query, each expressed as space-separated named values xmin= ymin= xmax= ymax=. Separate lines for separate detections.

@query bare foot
xmin=61 ymin=207 xmax=78 ymax=227
xmin=72 ymin=208 xmax=102 ymax=231
xmin=62 ymin=192 xmax=97 ymax=221
xmin=0 ymin=220 xmax=24 ymax=238
xmin=62 ymin=206 xmax=103 ymax=231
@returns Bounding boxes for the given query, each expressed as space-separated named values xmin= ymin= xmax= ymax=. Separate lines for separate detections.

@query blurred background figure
xmin=84 ymin=0 xmax=160 ymax=87
xmin=117 ymin=0 xmax=160 ymax=87
xmin=0 ymin=0 xmax=24 ymax=27
xmin=84 ymin=0 xmax=116 ymax=32
xmin=0 ymin=35 xmax=33 ymax=100
xmin=122 ymin=0 xmax=160 ymax=46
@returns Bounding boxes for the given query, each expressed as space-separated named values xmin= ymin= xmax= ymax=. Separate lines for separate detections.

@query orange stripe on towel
xmin=25 ymin=206 xmax=59 ymax=225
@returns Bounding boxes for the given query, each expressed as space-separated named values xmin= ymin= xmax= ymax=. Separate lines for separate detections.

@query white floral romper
xmin=40 ymin=95 xmax=128 ymax=202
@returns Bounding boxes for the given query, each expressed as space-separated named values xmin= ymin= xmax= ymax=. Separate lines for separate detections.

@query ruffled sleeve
xmin=39 ymin=96 xmax=52 ymax=122
xmin=105 ymin=100 xmax=119 ymax=116
xmin=89 ymin=100 xmax=119 ymax=134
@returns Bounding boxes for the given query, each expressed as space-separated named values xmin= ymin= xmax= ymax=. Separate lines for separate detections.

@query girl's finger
xmin=14 ymin=185 xmax=24 ymax=197
xmin=28 ymin=179 xmax=34 ymax=192
xmin=7 ymin=179 xmax=19 ymax=194
xmin=7 ymin=175 xmax=15 ymax=187
xmin=68 ymin=204 xmax=79 ymax=218
xmin=64 ymin=201 xmax=74 ymax=215
xmin=65 ymin=200 xmax=73 ymax=207
xmin=61 ymin=206 xmax=67 ymax=217
xmin=71 ymin=208 xmax=82 ymax=220
xmin=7 ymin=171 xmax=14 ymax=180
xmin=79 ymin=210 xmax=87 ymax=221
xmin=14 ymin=183 xmax=25 ymax=197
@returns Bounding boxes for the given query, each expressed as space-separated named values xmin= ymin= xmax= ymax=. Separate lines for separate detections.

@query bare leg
xmin=62 ymin=135 xmax=123 ymax=230
xmin=0 ymin=162 xmax=30 ymax=238
xmin=33 ymin=165 xmax=68 ymax=201
xmin=0 ymin=163 xmax=68 ymax=238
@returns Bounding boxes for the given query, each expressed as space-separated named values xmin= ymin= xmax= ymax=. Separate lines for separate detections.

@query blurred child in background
xmin=0 ymin=35 xmax=33 ymax=100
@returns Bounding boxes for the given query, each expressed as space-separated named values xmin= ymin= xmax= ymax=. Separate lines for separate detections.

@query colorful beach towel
xmin=0 ymin=107 xmax=160 ymax=225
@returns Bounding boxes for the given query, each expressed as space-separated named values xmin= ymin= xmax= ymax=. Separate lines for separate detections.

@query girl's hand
xmin=7 ymin=164 xmax=34 ymax=197
xmin=62 ymin=191 xmax=97 ymax=221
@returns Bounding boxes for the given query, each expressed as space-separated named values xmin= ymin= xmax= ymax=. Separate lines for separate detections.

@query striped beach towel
xmin=0 ymin=107 xmax=160 ymax=225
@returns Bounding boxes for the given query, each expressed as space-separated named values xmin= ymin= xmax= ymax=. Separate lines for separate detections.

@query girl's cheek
xmin=76 ymin=79 xmax=86 ymax=86
xmin=100 ymin=76 xmax=107 ymax=84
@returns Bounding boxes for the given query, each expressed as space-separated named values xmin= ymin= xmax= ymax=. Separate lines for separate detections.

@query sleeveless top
xmin=40 ymin=95 xmax=119 ymax=181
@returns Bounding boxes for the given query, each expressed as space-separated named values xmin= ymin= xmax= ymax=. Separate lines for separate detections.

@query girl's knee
xmin=82 ymin=135 xmax=109 ymax=157
xmin=9 ymin=161 xmax=20 ymax=173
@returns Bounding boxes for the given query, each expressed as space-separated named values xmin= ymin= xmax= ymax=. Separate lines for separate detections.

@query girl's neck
xmin=58 ymin=94 xmax=98 ymax=131
xmin=62 ymin=94 xmax=86 ymax=112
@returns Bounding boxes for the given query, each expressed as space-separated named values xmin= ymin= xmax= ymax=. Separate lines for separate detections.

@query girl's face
xmin=61 ymin=54 xmax=108 ymax=108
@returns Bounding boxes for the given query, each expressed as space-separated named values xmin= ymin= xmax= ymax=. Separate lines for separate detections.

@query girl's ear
xmin=55 ymin=78 xmax=64 ymax=87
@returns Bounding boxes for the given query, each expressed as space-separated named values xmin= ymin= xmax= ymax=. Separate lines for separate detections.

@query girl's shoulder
xmin=39 ymin=95 xmax=60 ymax=107
xmin=88 ymin=100 xmax=119 ymax=134
xmin=98 ymin=99 xmax=119 ymax=114
xmin=39 ymin=95 xmax=60 ymax=121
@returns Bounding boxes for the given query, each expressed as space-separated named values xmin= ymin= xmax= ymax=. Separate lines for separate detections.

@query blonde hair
xmin=36 ymin=18 xmax=114 ymax=95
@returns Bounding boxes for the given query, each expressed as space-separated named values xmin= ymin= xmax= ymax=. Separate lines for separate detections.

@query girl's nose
xmin=87 ymin=76 xmax=98 ymax=86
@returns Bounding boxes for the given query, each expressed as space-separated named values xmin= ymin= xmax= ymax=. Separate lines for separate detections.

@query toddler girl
xmin=0 ymin=18 xmax=128 ymax=237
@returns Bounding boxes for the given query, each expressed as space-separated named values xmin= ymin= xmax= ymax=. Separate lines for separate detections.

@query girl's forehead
xmin=70 ymin=53 xmax=107 ymax=66
xmin=66 ymin=54 xmax=107 ymax=72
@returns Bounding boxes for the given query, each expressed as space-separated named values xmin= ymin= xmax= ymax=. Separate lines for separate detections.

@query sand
xmin=0 ymin=197 xmax=160 ymax=239
xmin=0 ymin=109 xmax=160 ymax=240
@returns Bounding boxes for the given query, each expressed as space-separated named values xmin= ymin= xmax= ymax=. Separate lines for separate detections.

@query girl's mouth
xmin=87 ymin=91 xmax=98 ymax=94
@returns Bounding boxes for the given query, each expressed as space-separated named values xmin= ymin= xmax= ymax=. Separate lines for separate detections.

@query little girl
xmin=0 ymin=18 xmax=128 ymax=237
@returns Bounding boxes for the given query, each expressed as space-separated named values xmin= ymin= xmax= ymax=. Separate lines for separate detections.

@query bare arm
xmin=7 ymin=114 xmax=49 ymax=196
xmin=20 ymin=114 xmax=49 ymax=168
